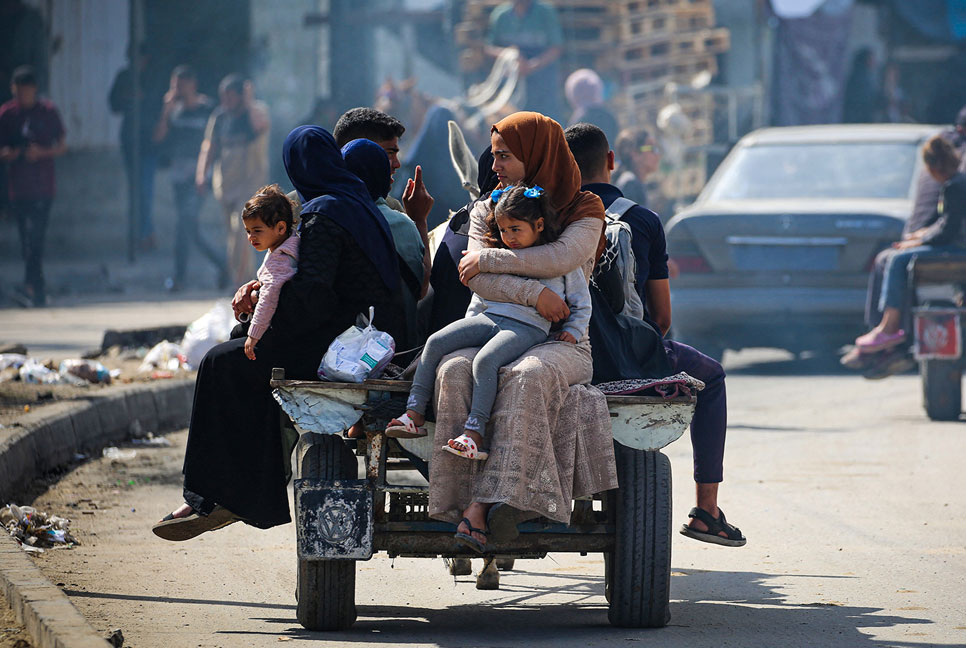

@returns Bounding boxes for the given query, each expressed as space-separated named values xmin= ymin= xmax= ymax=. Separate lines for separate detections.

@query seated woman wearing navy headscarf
xmin=153 ymin=126 xmax=407 ymax=540
xmin=342 ymin=138 xmax=430 ymax=349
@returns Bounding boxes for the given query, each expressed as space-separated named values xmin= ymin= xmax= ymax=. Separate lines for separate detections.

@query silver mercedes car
xmin=665 ymin=124 xmax=940 ymax=358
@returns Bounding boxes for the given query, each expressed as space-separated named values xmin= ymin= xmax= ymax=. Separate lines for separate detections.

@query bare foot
xmin=457 ymin=502 xmax=490 ymax=547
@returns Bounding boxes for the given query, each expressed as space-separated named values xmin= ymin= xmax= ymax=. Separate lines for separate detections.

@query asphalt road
xmin=21 ymin=346 xmax=966 ymax=648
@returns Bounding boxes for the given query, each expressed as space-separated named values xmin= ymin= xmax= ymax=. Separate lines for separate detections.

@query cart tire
xmin=607 ymin=446 xmax=672 ymax=628
xmin=921 ymin=359 xmax=962 ymax=421
xmin=296 ymin=434 xmax=358 ymax=631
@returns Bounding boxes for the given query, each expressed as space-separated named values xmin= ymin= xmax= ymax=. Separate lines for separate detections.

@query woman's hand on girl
xmin=536 ymin=287 xmax=570 ymax=322
xmin=459 ymin=250 xmax=482 ymax=285
xmin=554 ymin=331 xmax=577 ymax=344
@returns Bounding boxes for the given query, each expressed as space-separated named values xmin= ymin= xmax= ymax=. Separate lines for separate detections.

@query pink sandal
xmin=442 ymin=433 xmax=488 ymax=461
xmin=385 ymin=412 xmax=427 ymax=438
xmin=855 ymin=329 xmax=906 ymax=353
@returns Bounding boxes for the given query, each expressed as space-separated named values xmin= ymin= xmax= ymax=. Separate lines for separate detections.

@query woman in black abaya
xmin=153 ymin=125 xmax=405 ymax=540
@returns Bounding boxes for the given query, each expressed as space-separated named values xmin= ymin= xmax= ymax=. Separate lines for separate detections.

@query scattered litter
xmin=102 ymin=447 xmax=137 ymax=460
xmin=181 ymin=300 xmax=234 ymax=369
xmin=0 ymin=353 xmax=27 ymax=371
xmin=1 ymin=503 xmax=78 ymax=552
xmin=138 ymin=340 xmax=188 ymax=374
xmin=19 ymin=358 xmax=85 ymax=385
xmin=59 ymin=359 xmax=113 ymax=384
xmin=107 ymin=628 xmax=124 ymax=648
xmin=131 ymin=433 xmax=172 ymax=447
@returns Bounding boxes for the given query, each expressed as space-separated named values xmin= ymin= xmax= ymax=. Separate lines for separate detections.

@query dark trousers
xmin=663 ymin=339 xmax=727 ymax=483
xmin=172 ymin=179 xmax=227 ymax=285
xmin=12 ymin=198 xmax=52 ymax=305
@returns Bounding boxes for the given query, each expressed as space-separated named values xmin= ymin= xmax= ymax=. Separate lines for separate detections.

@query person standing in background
xmin=485 ymin=0 xmax=564 ymax=122
xmin=564 ymin=68 xmax=619 ymax=146
xmin=153 ymin=65 xmax=227 ymax=292
xmin=613 ymin=127 xmax=661 ymax=211
xmin=109 ymin=43 xmax=164 ymax=252
xmin=196 ymin=74 xmax=270 ymax=288
xmin=0 ymin=66 xmax=66 ymax=307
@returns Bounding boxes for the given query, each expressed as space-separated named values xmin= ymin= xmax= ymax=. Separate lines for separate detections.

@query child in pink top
xmin=241 ymin=184 xmax=300 ymax=360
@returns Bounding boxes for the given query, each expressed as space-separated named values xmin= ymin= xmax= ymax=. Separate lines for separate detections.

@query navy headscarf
xmin=282 ymin=126 xmax=399 ymax=292
xmin=341 ymin=139 xmax=392 ymax=201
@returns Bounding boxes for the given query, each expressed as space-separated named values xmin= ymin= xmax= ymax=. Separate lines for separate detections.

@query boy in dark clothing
xmin=565 ymin=122 xmax=745 ymax=548
xmin=0 ymin=66 xmax=65 ymax=306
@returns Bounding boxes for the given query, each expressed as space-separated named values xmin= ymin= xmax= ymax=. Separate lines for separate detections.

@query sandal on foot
xmin=152 ymin=505 xmax=240 ymax=541
xmin=679 ymin=507 xmax=746 ymax=547
xmin=486 ymin=503 xmax=520 ymax=542
xmin=442 ymin=433 xmax=488 ymax=460
xmin=855 ymin=329 xmax=906 ymax=353
xmin=385 ymin=412 xmax=427 ymax=438
xmin=454 ymin=517 xmax=488 ymax=554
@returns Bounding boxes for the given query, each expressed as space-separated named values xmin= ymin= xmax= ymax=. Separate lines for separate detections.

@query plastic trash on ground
xmin=0 ymin=353 xmax=27 ymax=371
xmin=59 ymin=359 xmax=112 ymax=384
xmin=1 ymin=503 xmax=78 ymax=552
xmin=137 ymin=340 xmax=188 ymax=374
xmin=181 ymin=300 xmax=235 ymax=370
xmin=102 ymin=447 xmax=137 ymax=460
xmin=19 ymin=358 xmax=87 ymax=385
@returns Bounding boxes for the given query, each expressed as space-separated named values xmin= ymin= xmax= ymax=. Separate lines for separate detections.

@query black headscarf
xmin=341 ymin=138 xmax=392 ymax=201
xmin=282 ymin=126 xmax=399 ymax=292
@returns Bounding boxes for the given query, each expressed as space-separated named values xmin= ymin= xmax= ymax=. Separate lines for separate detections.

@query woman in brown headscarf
xmin=428 ymin=112 xmax=618 ymax=549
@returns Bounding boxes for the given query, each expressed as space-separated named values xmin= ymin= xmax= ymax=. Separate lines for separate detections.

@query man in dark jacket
xmin=566 ymin=122 xmax=746 ymax=548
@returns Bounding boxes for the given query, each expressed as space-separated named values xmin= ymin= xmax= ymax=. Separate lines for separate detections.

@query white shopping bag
xmin=318 ymin=307 xmax=395 ymax=383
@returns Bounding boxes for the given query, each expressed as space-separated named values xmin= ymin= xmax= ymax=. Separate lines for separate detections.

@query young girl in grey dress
xmin=385 ymin=185 xmax=592 ymax=460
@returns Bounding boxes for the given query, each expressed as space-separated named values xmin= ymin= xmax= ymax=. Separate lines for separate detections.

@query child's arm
xmin=245 ymin=248 xmax=298 ymax=359
xmin=556 ymin=268 xmax=592 ymax=343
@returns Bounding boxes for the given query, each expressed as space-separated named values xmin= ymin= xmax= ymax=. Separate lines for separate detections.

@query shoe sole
xmin=857 ymin=336 xmax=906 ymax=354
xmin=152 ymin=507 xmax=239 ymax=541
xmin=679 ymin=525 xmax=746 ymax=547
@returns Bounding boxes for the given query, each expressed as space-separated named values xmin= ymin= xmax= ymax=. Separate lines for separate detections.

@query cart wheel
xmin=606 ymin=446 xmax=672 ymax=628
xmin=921 ymin=359 xmax=962 ymax=421
xmin=296 ymin=434 xmax=358 ymax=631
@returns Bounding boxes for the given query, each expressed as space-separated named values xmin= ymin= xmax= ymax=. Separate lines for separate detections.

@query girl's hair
xmin=482 ymin=184 xmax=559 ymax=248
xmin=242 ymin=184 xmax=296 ymax=234
xmin=923 ymin=135 xmax=961 ymax=177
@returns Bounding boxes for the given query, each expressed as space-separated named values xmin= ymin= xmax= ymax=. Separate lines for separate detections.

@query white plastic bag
xmin=318 ymin=307 xmax=395 ymax=383
xmin=181 ymin=300 xmax=235 ymax=370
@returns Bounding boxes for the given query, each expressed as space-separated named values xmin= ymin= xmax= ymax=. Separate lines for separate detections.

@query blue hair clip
xmin=490 ymin=186 xmax=513 ymax=203
xmin=524 ymin=185 xmax=544 ymax=198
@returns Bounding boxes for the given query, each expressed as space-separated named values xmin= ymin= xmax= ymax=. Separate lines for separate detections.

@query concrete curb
xmin=0 ymin=378 xmax=195 ymax=648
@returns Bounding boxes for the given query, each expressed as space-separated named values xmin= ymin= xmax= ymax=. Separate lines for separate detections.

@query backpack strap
xmin=605 ymin=197 xmax=637 ymax=221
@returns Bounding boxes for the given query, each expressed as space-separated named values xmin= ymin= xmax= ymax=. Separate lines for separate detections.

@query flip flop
xmin=385 ymin=412 xmax=427 ymax=438
xmin=151 ymin=505 xmax=240 ymax=541
xmin=454 ymin=517 xmax=488 ymax=554
xmin=486 ymin=503 xmax=520 ymax=542
xmin=855 ymin=329 xmax=906 ymax=353
xmin=679 ymin=506 xmax=746 ymax=547
xmin=442 ymin=433 xmax=488 ymax=460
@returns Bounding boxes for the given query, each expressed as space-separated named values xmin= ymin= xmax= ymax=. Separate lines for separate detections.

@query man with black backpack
xmin=565 ymin=123 xmax=746 ymax=548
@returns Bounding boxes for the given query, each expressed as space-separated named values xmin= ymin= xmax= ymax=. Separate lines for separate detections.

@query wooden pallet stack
xmin=457 ymin=0 xmax=730 ymax=202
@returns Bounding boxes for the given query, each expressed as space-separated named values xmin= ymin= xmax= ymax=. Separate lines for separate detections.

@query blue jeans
xmin=879 ymin=245 xmax=965 ymax=312
xmin=407 ymin=313 xmax=546 ymax=440
xmin=172 ymin=179 xmax=227 ymax=285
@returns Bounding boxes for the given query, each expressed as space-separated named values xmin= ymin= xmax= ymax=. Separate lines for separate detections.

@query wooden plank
xmin=617 ymin=6 xmax=715 ymax=40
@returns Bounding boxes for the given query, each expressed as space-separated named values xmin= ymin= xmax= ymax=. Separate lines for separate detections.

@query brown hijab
xmin=492 ymin=111 xmax=606 ymax=261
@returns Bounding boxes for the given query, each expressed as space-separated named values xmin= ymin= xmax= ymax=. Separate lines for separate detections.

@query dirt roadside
xmin=0 ymin=589 xmax=31 ymax=648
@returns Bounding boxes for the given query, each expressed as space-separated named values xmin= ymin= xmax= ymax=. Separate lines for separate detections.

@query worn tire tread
xmin=608 ymin=446 xmax=672 ymax=628
xmin=296 ymin=435 xmax=358 ymax=631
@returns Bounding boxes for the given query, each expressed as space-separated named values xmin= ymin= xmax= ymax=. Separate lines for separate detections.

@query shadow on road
xmin=203 ymin=567 xmax=937 ymax=647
